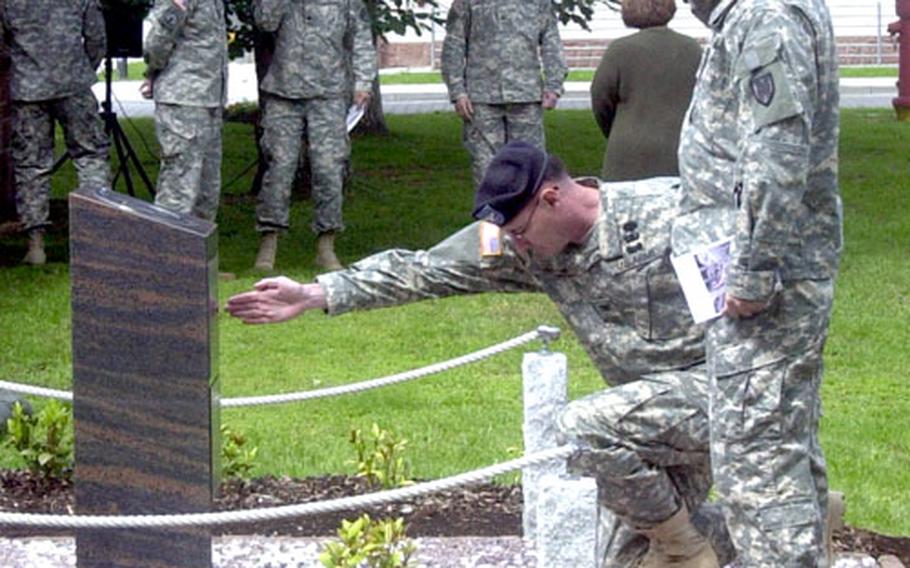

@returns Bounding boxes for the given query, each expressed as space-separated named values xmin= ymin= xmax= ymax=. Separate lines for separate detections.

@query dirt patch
xmin=1 ymin=469 xmax=907 ymax=564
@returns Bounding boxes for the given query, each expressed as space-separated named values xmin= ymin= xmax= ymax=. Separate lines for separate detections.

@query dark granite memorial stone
xmin=70 ymin=188 xmax=220 ymax=568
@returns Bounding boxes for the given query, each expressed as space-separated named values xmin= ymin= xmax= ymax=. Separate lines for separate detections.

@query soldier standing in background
xmin=251 ymin=0 xmax=377 ymax=272
xmin=441 ymin=0 xmax=567 ymax=189
xmin=226 ymin=142 xmax=738 ymax=567
xmin=0 ymin=0 xmax=110 ymax=265
xmin=678 ymin=0 xmax=842 ymax=565
xmin=143 ymin=0 xmax=228 ymax=223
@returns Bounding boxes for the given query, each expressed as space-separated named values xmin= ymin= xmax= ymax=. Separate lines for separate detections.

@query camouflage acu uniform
xmin=316 ymin=178 xmax=735 ymax=567
xmin=1 ymin=0 xmax=109 ymax=231
xmin=677 ymin=0 xmax=841 ymax=565
xmin=145 ymin=0 xmax=228 ymax=222
xmin=441 ymin=0 xmax=567 ymax=188
xmin=253 ymin=0 xmax=376 ymax=234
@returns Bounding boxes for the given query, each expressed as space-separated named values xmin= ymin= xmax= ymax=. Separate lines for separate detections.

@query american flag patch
xmin=479 ymin=222 xmax=503 ymax=257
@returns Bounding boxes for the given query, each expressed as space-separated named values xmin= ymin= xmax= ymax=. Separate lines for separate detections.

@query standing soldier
xmin=441 ymin=0 xmax=567 ymax=189
xmin=252 ymin=0 xmax=377 ymax=272
xmin=678 ymin=0 xmax=841 ymax=565
xmin=143 ymin=0 xmax=228 ymax=223
xmin=1 ymin=0 xmax=110 ymax=265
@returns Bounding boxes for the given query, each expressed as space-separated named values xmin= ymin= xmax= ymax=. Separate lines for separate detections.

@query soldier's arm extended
xmin=726 ymin=11 xmax=821 ymax=303
xmin=348 ymin=0 xmax=377 ymax=95
xmin=440 ymin=0 xmax=468 ymax=102
xmin=226 ymin=223 xmax=541 ymax=324
xmin=143 ymin=0 xmax=189 ymax=73
xmin=539 ymin=0 xmax=567 ymax=98
xmin=253 ymin=0 xmax=290 ymax=33
xmin=82 ymin=0 xmax=107 ymax=71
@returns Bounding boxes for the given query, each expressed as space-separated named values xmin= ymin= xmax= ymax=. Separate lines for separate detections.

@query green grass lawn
xmin=100 ymin=60 xmax=149 ymax=82
xmin=0 ymin=109 xmax=907 ymax=537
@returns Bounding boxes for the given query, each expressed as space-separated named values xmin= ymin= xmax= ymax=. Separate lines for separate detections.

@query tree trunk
xmin=353 ymin=74 xmax=389 ymax=136
xmin=353 ymin=36 xmax=388 ymax=136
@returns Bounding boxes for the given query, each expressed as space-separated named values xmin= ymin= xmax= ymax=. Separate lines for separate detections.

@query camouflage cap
xmin=472 ymin=142 xmax=548 ymax=226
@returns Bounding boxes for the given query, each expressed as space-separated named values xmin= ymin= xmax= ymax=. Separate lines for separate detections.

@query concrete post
xmin=537 ymin=474 xmax=600 ymax=568
xmin=521 ymin=349 xmax=567 ymax=540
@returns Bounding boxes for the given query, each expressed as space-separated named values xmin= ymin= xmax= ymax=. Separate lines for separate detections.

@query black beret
xmin=472 ymin=141 xmax=548 ymax=225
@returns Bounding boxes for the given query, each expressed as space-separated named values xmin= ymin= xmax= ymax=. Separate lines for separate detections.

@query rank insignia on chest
xmin=621 ymin=220 xmax=643 ymax=254
xmin=750 ymin=71 xmax=775 ymax=107
xmin=479 ymin=221 xmax=503 ymax=257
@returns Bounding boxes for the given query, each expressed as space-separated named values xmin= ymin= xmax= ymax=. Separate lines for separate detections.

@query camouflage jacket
xmin=678 ymin=0 xmax=841 ymax=302
xmin=317 ymin=178 xmax=711 ymax=386
xmin=0 ymin=0 xmax=105 ymax=101
xmin=441 ymin=0 xmax=567 ymax=104
xmin=253 ymin=0 xmax=377 ymax=99
xmin=144 ymin=0 xmax=228 ymax=107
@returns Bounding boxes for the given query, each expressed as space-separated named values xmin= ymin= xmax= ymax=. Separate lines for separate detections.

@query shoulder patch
xmin=750 ymin=71 xmax=775 ymax=107
xmin=478 ymin=222 xmax=503 ymax=257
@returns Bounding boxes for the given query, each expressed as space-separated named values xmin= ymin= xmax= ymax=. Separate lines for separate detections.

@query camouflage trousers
xmin=256 ymin=93 xmax=348 ymax=235
xmin=463 ymin=102 xmax=544 ymax=189
xmin=12 ymin=90 xmax=109 ymax=231
xmin=559 ymin=369 xmax=735 ymax=567
xmin=708 ymin=279 xmax=835 ymax=567
xmin=153 ymin=103 xmax=223 ymax=222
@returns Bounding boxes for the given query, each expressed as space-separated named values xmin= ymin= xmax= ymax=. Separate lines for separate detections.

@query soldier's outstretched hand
xmin=226 ymin=277 xmax=327 ymax=324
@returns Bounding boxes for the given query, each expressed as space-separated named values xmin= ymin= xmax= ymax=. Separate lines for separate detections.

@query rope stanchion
xmin=0 ymin=326 xmax=561 ymax=408
xmin=0 ymin=445 xmax=575 ymax=529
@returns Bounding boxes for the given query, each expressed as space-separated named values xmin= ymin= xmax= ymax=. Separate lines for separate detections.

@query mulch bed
xmin=1 ymin=469 xmax=908 ymax=565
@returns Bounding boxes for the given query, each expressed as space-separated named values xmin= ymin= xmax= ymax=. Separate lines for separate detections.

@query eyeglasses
xmin=506 ymin=193 xmax=542 ymax=242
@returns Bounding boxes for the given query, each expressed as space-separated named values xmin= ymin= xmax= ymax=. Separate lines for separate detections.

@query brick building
xmin=379 ymin=0 xmax=898 ymax=69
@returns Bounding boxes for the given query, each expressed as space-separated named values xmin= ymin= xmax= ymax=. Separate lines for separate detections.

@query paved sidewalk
xmin=98 ymin=63 xmax=898 ymax=119
xmin=1 ymin=535 xmax=903 ymax=568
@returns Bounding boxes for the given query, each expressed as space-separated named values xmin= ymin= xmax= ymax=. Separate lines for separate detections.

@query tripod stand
xmin=52 ymin=57 xmax=155 ymax=197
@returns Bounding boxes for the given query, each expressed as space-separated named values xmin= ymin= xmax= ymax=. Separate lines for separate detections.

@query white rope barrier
xmin=0 ymin=327 xmax=559 ymax=408
xmin=0 ymin=380 xmax=71 ymax=402
xmin=222 ymin=327 xmax=554 ymax=407
xmin=0 ymin=445 xmax=575 ymax=529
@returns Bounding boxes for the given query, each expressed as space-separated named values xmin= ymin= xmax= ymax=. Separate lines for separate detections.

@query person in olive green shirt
xmin=590 ymin=0 xmax=701 ymax=181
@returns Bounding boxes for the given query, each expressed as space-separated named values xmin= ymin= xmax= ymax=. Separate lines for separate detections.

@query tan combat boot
xmin=315 ymin=231 xmax=343 ymax=271
xmin=637 ymin=506 xmax=719 ymax=568
xmin=23 ymin=229 xmax=46 ymax=265
xmin=254 ymin=231 xmax=278 ymax=271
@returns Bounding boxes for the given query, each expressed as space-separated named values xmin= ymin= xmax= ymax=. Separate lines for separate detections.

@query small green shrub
xmin=221 ymin=424 xmax=258 ymax=481
xmin=319 ymin=514 xmax=417 ymax=568
xmin=348 ymin=423 xmax=412 ymax=490
xmin=4 ymin=400 xmax=74 ymax=482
